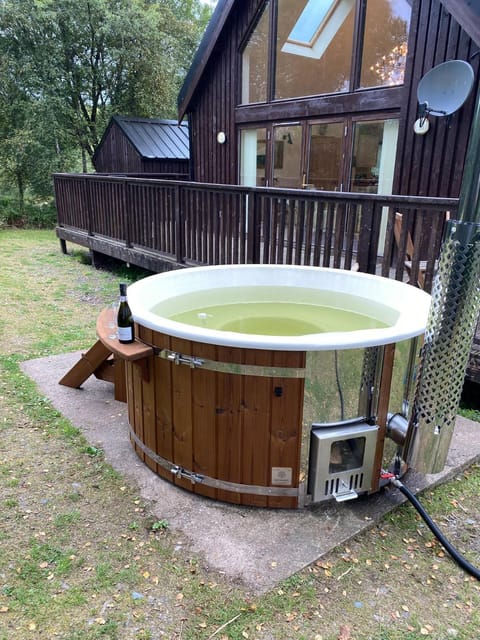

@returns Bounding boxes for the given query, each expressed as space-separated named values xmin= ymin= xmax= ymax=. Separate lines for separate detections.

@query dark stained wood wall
xmin=188 ymin=0 xmax=263 ymax=183
xmin=397 ymin=0 xmax=480 ymax=198
xmin=94 ymin=122 xmax=143 ymax=173
xmin=94 ymin=121 xmax=189 ymax=175
xmin=186 ymin=0 xmax=480 ymax=199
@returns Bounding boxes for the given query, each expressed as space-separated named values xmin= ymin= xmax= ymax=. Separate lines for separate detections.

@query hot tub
xmin=126 ymin=265 xmax=431 ymax=508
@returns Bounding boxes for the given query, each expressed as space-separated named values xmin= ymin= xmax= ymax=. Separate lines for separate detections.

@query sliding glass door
xmin=239 ymin=117 xmax=398 ymax=200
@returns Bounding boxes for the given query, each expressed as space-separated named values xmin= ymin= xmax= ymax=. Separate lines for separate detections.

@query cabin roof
xmin=94 ymin=115 xmax=190 ymax=161
xmin=177 ymin=0 xmax=480 ymax=121
xmin=440 ymin=0 xmax=480 ymax=46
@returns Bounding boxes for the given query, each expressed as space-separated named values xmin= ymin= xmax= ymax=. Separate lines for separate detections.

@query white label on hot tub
xmin=271 ymin=467 xmax=293 ymax=486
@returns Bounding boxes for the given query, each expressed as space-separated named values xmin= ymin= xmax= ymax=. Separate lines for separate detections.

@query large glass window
xmin=241 ymin=2 xmax=270 ymax=104
xmin=240 ymin=0 xmax=411 ymax=105
xmin=360 ymin=0 xmax=411 ymax=88
xmin=275 ymin=0 xmax=355 ymax=99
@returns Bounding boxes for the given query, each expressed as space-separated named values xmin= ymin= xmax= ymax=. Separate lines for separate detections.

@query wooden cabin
xmin=92 ymin=115 xmax=190 ymax=176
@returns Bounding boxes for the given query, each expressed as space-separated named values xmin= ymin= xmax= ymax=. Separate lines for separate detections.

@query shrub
xmin=0 ymin=195 xmax=57 ymax=229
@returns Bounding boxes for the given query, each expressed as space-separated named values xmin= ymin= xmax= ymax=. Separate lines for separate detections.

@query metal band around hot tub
xmin=155 ymin=348 xmax=306 ymax=378
xmin=129 ymin=427 xmax=301 ymax=498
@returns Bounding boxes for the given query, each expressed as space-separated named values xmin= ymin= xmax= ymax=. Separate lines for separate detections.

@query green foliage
xmin=151 ymin=519 xmax=169 ymax=532
xmin=0 ymin=195 xmax=57 ymax=228
xmin=0 ymin=0 xmax=211 ymax=214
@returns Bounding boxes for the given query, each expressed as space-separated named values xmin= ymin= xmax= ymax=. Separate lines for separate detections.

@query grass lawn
xmin=1 ymin=229 xmax=480 ymax=640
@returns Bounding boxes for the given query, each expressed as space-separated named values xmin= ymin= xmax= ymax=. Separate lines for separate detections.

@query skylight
xmin=281 ymin=0 xmax=355 ymax=59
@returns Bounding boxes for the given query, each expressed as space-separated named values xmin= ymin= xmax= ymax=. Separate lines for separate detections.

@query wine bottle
xmin=117 ymin=282 xmax=135 ymax=344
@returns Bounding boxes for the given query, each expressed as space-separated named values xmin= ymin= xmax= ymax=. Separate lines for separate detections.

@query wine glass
xmin=107 ymin=301 xmax=118 ymax=339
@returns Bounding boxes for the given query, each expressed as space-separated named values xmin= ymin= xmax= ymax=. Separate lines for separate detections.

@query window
xmin=349 ymin=119 xmax=399 ymax=193
xmin=240 ymin=128 xmax=267 ymax=186
xmin=360 ymin=0 xmax=411 ymax=88
xmin=240 ymin=0 xmax=411 ymax=104
xmin=241 ymin=2 xmax=270 ymax=104
xmin=276 ymin=0 xmax=355 ymax=99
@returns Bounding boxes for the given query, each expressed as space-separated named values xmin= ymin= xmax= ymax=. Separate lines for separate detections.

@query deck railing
xmin=54 ymin=173 xmax=459 ymax=293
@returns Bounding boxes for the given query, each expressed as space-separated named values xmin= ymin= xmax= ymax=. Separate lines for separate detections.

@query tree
xmin=0 ymin=0 xmax=210 ymax=182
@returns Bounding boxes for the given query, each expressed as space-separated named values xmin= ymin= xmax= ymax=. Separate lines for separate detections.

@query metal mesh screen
xmin=405 ymin=220 xmax=480 ymax=474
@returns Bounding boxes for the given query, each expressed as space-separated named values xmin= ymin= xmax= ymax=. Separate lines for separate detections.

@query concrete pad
xmin=21 ymin=352 xmax=480 ymax=594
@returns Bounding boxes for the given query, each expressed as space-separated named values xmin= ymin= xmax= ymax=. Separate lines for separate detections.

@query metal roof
xmin=107 ymin=116 xmax=190 ymax=160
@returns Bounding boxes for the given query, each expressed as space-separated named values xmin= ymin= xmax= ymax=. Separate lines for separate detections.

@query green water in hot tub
xmin=151 ymin=286 xmax=397 ymax=336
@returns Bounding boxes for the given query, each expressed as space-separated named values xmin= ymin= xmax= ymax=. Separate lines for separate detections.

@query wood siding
xmin=188 ymin=0 xmax=263 ymax=183
xmin=94 ymin=122 xmax=143 ymax=173
xmin=397 ymin=0 xmax=480 ymax=197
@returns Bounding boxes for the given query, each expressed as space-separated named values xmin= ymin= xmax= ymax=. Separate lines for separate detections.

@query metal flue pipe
xmin=404 ymin=90 xmax=480 ymax=474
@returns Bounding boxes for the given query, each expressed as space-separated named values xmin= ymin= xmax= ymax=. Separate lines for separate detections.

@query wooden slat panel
xmin=137 ymin=328 xmax=156 ymax=473
xmin=151 ymin=331 xmax=174 ymax=483
xmin=267 ymin=351 xmax=305 ymax=508
xmin=241 ymin=350 xmax=274 ymax=507
xmin=215 ymin=344 xmax=244 ymax=504
xmin=191 ymin=341 xmax=218 ymax=500
xmin=170 ymin=337 xmax=194 ymax=492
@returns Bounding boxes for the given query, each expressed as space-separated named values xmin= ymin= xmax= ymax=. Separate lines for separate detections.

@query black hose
xmin=392 ymin=478 xmax=480 ymax=581
xmin=334 ymin=350 xmax=345 ymax=421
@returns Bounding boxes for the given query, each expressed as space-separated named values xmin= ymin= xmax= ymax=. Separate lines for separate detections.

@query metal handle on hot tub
xmin=170 ymin=465 xmax=204 ymax=484
xmin=160 ymin=349 xmax=204 ymax=368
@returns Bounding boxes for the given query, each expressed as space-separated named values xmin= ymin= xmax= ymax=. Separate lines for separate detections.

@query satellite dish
xmin=417 ymin=60 xmax=475 ymax=116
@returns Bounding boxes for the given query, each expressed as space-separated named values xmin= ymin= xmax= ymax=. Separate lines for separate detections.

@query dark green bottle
xmin=117 ymin=283 xmax=134 ymax=344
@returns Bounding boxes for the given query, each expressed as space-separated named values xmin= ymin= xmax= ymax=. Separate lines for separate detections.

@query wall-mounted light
xmin=216 ymin=131 xmax=226 ymax=144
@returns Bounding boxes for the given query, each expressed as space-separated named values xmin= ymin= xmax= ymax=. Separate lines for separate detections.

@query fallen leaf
xmin=338 ymin=625 xmax=351 ymax=640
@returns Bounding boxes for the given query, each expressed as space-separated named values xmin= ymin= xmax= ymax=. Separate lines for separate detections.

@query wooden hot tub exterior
xmin=126 ymin=324 xmax=306 ymax=508
xmin=124 ymin=265 xmax=432 ymax=509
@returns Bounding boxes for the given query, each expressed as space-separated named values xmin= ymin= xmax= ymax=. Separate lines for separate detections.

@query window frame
xmin=239 ymin=0 xmax=411 ymax=107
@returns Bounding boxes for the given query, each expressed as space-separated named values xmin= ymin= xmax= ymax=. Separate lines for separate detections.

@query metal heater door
xmin=308 ymin=423 xmax=379 ymax=503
